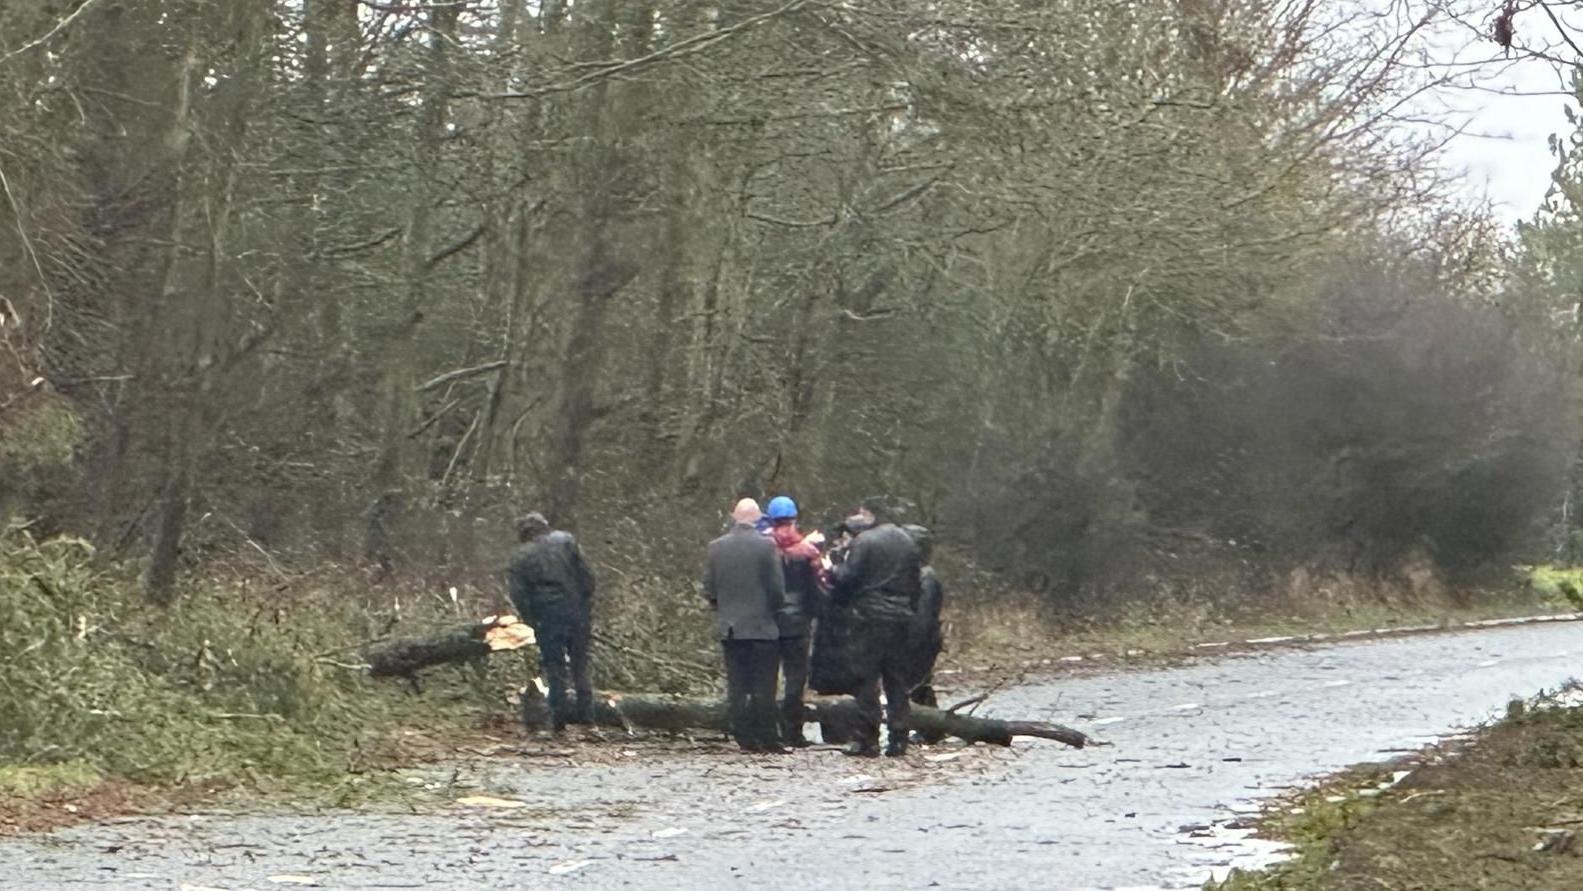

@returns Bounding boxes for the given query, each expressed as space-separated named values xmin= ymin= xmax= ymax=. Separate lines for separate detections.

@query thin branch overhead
xmin=0 ymin=0 xmax=108 ymax=66
xmin=479 ymin=0 xmax=809 ymax=100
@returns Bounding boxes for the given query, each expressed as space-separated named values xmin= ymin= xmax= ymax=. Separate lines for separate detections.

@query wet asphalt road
xmin=5 ymin=621 xmax=1583 ymax=891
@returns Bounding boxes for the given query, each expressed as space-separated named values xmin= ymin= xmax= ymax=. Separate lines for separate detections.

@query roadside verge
xmin=1209 ymin=686 xmax=1583 ymax=890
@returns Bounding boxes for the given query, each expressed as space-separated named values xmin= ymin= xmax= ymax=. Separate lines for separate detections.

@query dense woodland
xmin=4 ymin=0 xmax=1583 ymax=614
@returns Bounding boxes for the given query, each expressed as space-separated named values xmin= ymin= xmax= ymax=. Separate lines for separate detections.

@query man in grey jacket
xmin=703 ymin=498 xmax=787 ymax=753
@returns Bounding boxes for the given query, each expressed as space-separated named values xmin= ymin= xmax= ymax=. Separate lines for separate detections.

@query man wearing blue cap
xmin=765 ymin=495 xmax=826 ymax=747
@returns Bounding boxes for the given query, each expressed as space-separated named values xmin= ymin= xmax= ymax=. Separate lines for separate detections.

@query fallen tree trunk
xmin=807 ymin=696 xmax=1089 ymax=748
xmin=365 ymin=615 xmax=534 ymax=679
xmin=366 ymin=618 xmax=1089 ymax=748
xmin=551 ymin=692 xmax=1088 ymax=749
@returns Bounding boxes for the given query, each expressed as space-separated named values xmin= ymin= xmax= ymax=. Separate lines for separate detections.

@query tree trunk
xmin=543 ymin=0 xmax=637 ymax=526
xmin=140 ymin=1 xmax=268 ymax=603
xmin=538 ymin=692 xmax=1091 ymax=749
xmin=358 ymin=622 xmax=1087 ymax=748
xmin=364 ymin=616 xmax=535 ymax=679
xmin=544 ymin=237 xmax=625 ymax=525
xmin=365 ymin=1 xmax=461 ymax=566
xmin=637 ymin=179 xmax=691 ymax=474
xmin=141 ymin=462 xmax=190 ymax=605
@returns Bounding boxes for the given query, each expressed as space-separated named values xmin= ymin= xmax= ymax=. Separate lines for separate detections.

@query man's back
xmin=831 ymin=523 xmax=921 ymax=622
xmin=704 ymin=527 xmax=784 ymax=640
xmin=508 ymin=531 xmax=593 ymax=625
xmin=506 ymin=517 xmax=596 ymax=730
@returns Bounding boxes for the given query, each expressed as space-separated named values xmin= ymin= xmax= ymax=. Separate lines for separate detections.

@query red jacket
xmin=772 ymin=523 xmax=831 ymax=589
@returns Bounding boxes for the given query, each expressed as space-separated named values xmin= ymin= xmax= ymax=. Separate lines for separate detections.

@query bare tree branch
xmin=416 ymin=360 xmax=509 ymax=392
xmin=0 ymin=0 xmax=108 ymax=66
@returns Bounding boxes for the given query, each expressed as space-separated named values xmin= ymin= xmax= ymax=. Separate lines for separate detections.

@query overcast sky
xmin=1420 ymin=5 xmax=1582 ymax=227
xmin=1439 ymin=60 xmax=1572 ymax=225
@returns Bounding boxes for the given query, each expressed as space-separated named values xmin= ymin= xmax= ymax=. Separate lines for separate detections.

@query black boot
xmin=844 ymin=740 xmax=880 ymax=758
xmin=782 ymin=717 xmax=811 ymax=748
xmin=884 ymin=737 xmax=908 ymax=758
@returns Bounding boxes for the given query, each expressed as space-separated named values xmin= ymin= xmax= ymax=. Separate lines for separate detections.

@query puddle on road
xmin=1167 ymin=819 xmax=1296 ymax=889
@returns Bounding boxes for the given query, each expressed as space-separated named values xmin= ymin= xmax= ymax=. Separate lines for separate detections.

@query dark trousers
xmin=538 ymin=622 xmax=594 ymax=729
xmin=778 ymin=636 xmax=811 ymax=743
xmin=852 ymin=622 xmax=912 ymax=749
xmin=722 ymin=639 xmax=781 ymax=750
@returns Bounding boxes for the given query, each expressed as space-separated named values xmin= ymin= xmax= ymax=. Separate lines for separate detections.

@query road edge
xmin=944 ymin=610 xmax=1583 ymax=681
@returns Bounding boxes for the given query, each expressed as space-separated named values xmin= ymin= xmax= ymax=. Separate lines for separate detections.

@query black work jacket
xmin=829 ymin=523 xmax=920 ymax=624
xmin=507 ymin=531 xmax=595 ymax=627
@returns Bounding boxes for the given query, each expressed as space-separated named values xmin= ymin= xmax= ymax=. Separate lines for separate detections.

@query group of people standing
xmin=503 ymin=496 xmax=945 ymax=758
xmin=704 ymin=496 xmax=944 ymax=757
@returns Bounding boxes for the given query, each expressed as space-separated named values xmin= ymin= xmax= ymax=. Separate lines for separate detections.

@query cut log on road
xmin=593 ymin=694 xmax=726 ymax=735
xmin=541 ymin=692 xmax=1088 ymax=749
xmin=365 ymin=615 xmax=535 ymax=679
xmin=806 ymin=695 xmax=1089 ymax=749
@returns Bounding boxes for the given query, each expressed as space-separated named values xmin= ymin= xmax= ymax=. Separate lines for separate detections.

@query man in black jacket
xmin=704 ymin=498 xmax=787 ymax=753
xmin=506 ymin=512 xmax=596 ymax=732
xmin=828 ymin=510 xmax=922 ymax=757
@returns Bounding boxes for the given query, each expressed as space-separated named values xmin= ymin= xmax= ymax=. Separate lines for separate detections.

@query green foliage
xmin=1520 ymin=565 xmax=1583 ymax=609
xmin=0 ymin=761 xmax=102 ymax=801
xmin=1122 ymin=277 xmax=1573 ymax=582
xmin=0 ymin=397 xmax=82 ymax=475
xmin=0 ymin=523 xmax=494 ymax=792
